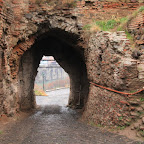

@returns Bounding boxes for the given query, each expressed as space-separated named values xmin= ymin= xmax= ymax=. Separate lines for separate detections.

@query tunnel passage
xmin=18 ymin=29 xmax=89 ymax=111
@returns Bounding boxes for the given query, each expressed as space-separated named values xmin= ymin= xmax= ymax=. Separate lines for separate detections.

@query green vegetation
xmin=116 ymin=126 xmax=126 ymax=130
xmin=34 ymin=89 xmax=47 ymax=96
xmin=138 ymin=142 xmax=143 ymax=144
xmin=140 ymin=97 xmax=144 ymax=102
xmin=118 ymin=116 xmax=123 ymax=121
xmin=125 ymin=122 xmax=131 ymax=126
xmin=132 ymin=6 xmax=144 ymax=17
xmin=83 ymin=16 xmax=129 ymax=31
xmin=82 ymin=16 xmax=134 ymax=42
xmin=83 ymin=24 xmax=91 ymax=30
xmin=129 ymin=90 xmax=137 ymax=93
xmin=138 ymin=6 xmax=144 ymax=12
xmin=139 ymin=130 xmax=144 ymax=137
xmin=83 ymin=5 xmax=144 ymax=43
xmin=125 ymin=31 xmax=133 ymax=40
xmin=137 ymin=111 xmax=143 ymax=116
xmin=95 ymin=19 xmax=117 ymax=31
xmin=89 ymin=121 xmax=103 ymax=127
xmin=96 ymin=124 xmax=103 ymax=127
xmin=0 ymin=131 xmax=2 ymax=134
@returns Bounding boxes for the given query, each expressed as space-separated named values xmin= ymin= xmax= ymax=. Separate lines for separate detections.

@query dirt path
xmin=0 ymin=89 xmax=142 ymax=144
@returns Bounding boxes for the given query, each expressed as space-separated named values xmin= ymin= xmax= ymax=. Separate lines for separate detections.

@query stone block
xmin=138 ymin=64 xmax=144 ymax=72
xmin=138 ymin=73 xmax=144 ymax=79
xmin=130 ymin=111 xmax=139 ymax=117
xmin=140 ymin=125 xmax=144 ymax=130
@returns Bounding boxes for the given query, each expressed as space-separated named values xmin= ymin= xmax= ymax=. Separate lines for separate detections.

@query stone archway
xmin=1 ymin=0 xmax=144 ymax=128
xmin=18 ymin=29 xmax=89 ymax=110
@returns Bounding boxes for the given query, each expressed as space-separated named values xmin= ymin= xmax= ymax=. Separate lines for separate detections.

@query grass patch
xmin=125 ymin=122 xmax=131 ymax=126
xmin=89 ymin=121 xmax=103 ymax=127
xmin=138 ymin=6 xmax=144 ymax=13
xmin=118 ymin=116 xmax=123 ymax=121
xmin=129 ymin=90 xmax=137 ymax=93
xmin=137 ymin=111 xmax=143 ymax=116
xmin=83 ymin=16 xmax=129 ymax=32
xmin=95 ymin=19 xmax=118 ymax=31
xmin=82 ymin=6 xmax=143 ymax=47
xmin=139 ymin=130 xmax=144 ymax=137
xmin=0 ymin=131 xmax=3 ymax=134
xmin=140 ymin=97 xmax=144 ymax=102
xmin=83 ymin=6 xmax=143 ymax=32
xmin=82 ymin=24 xmax=91 ymax=30
xmin=96 ymin=124 xmax=103 ymax=127
xmin=125 ymin=31 xmax=133 ymax=40
xmin=117 ymin=126 xmax=126 ymax=130
xmin=130 ymin=6 xmax=144 ymax=19
xmin=34 ymin=89 xmax=47 ymax=96
xmin=94 ymin=17 xmax=129 ymax=31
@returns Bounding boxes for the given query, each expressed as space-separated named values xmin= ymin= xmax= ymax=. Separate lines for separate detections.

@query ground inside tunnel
xmin=18 ymin=29 xmax=89 ymax=111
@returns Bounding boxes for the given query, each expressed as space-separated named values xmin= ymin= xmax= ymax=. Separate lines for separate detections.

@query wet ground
xmin=0 ymin=88 xmax=142 ymax=144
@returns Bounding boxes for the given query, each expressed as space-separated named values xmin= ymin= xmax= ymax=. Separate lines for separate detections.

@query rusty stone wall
xmin=83 ymin=31 xmax=144 ymax=126
xmin=79 ymin=0 xmax=143 ymax=10
xmin=0 ymin=0 xmax=144 ymax=128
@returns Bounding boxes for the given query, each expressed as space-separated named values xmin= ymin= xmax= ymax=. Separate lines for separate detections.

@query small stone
xmin=25 ymin=14 xmax=32 ymax=19
xmin=141 ymin=104 xmax=144 ymax=110
xmin=136 ymin=132 xmax=141 ymax=137
xmin=140 ymin=126 xmax=144 ymax=130
xmin=133 ymin=123 xmax=140 ymax=129
xmin=142 ymin=117 xmax=144 ymax=124
xmin=129 ymin=100 xmax=139 ymax=106
xmin=130 ymin=107 xmax=135 ymax=111
xmin=130 ymin=112 xmax=139 ymax=117
xmin=131 ymin=126 xmax=135 ymax=130
xmin=140 ymin=45 xmax=144 ymax=50
xmin=117 ymin=113 xmax=122 ymax=117
xmin=136 ymin=35 xmax=141 ymax=40
xmin=136 ymin=107 xmax=143 ymax=112
xmin=130 ymin=0 xmax=137 ymax=2
xmin=132 ymin=50 xmax=142 ymax=59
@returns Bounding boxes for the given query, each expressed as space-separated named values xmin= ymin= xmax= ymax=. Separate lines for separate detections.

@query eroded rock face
xmin=0 ymin=0 xmax=144 ymax=126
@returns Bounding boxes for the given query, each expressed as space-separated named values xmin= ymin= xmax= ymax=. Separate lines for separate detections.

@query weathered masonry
xmin=0 ymin=0 xmax=144 ymax=127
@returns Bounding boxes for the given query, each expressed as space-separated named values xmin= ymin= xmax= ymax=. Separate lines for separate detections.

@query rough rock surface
xmin=0 ymin=0 xmax=144 ymax=129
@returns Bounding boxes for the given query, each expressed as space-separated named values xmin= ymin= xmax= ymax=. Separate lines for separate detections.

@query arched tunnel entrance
xmin=18 ymin=29 xmax=89 ymax=111
xmin=34 ymin=56 xmax=70 ymax=106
